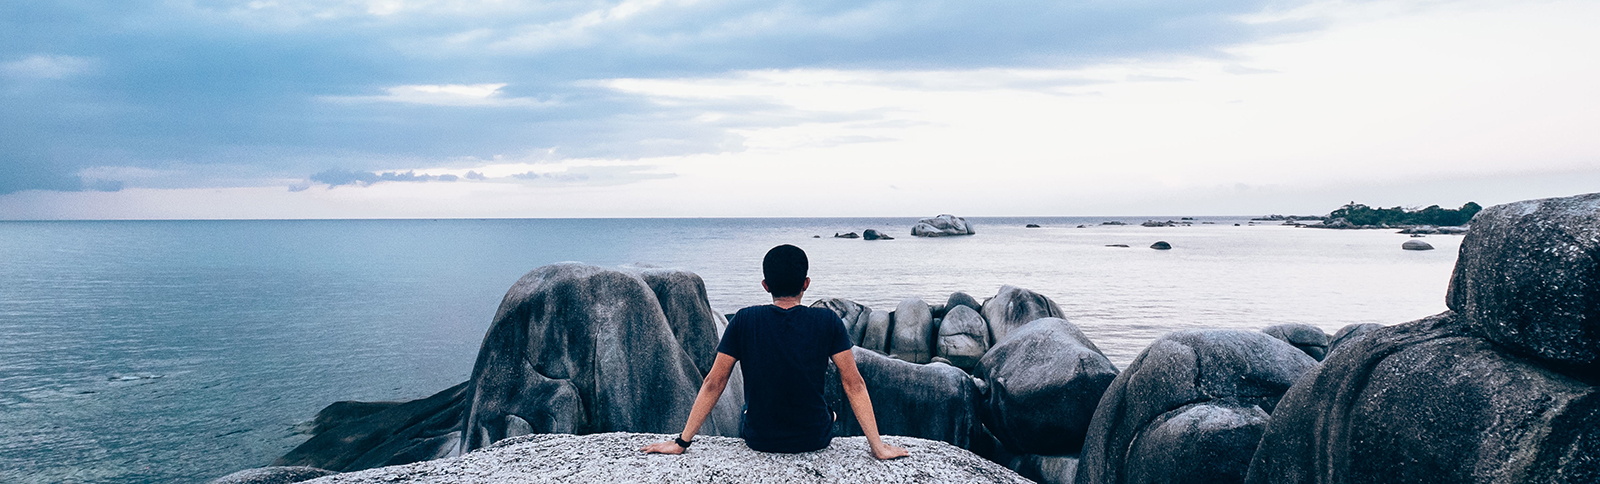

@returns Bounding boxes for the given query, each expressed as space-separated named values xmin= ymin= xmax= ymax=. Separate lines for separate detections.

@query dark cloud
xmin=0 ymin=0 xmax=1319 ymax=194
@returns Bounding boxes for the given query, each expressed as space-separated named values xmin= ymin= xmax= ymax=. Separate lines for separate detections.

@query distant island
xmin=1316 ymin=201 xmax=1482 ymax=229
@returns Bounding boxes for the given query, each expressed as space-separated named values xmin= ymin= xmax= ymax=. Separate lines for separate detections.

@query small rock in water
xmin=1105 ymin=244 xmax=1129 ymax=248
xmin=862 ymin=229 xmax=894 ymax=240
xmin=812 ymin=235 xmax=820 ymax=238
xmin=1150 ymin=241 xmax=1172 ymax=250
xmin=1025 ymin=224 xmax=1041 ymax=228
xmin=834 ymin=232 xmax=860 ymax=239
xmin=1401 ymin=240 xmax=1433 ymax=251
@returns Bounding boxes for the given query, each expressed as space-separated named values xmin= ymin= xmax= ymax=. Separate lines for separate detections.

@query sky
xmin=2 ymin=0 xmax=1597 ymax=219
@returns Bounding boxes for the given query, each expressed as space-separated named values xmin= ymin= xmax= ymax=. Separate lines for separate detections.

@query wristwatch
xmin=674 ymin=435 xmax=693 ymax=449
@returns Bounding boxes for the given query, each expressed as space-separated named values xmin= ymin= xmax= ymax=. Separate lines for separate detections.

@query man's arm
xmin=833 ymin=349 xmax=910 ymax=460
xmin=641 ymin=352 xmax=737 ymax=454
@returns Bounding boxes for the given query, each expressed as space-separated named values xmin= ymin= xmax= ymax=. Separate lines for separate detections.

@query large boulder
xmin=937 ymin=305 xmax=989 ymax=371
xmin=1244 ymin=313 xmax=1600 ymax=484
xmin=946 ymin=291 xmax=983 ymax=315
xmin=1447 ymin=192 xmax=1600 ymax=379
xmin=459 ymin=263 xmax=743 ymax=453
xmin=812 ymin=298 xmax=874 ymax=346
xmin=632 ymin=267 xmax=725 ymax=376
xmin=861 ymin=310 xmax=893 ymax=353
xmin=981 ymin=285 xmax=1066 ymax=345
xmin=302 ymin=433 xmax=1032 ymax=484
xmin=912 ymin=214 xmax=977 ymax=237
xmin=1327 ymin=322 xmax=1382 ymax=356
xmin=209 ymin=466 xmax=336 ymax=484
xmin=276 ymin=264 xmax=748 ymax=473
xmin=889 ymin=298 xmax=935 ymax=364
xmin=1261 ymin=323 xmax=1331 ymax=361
xmin=977 ymin=318 xmax=1118 ymax=456
xmin=1077 ymin=330 xmax=1316 ymax=484
xmin=826 ymin=347 xmax=982 ymax=449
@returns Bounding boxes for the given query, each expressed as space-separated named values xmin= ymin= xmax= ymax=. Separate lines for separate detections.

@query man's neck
xmin=771 ymin=296 xmax=803 ymax=309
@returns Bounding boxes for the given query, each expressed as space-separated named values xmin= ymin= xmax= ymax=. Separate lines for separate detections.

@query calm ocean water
xmin=0 ymin=217 xmax=1462 ymax=483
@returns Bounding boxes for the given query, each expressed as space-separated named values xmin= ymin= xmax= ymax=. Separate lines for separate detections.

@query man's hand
xmin=871 ymin=442 xmax=909 ymax=460
xmin=640 ymin=440 xmax=686 ymax=455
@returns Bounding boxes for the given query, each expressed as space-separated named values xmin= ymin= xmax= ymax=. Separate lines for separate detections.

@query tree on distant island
xmin=1327 ymin=201 xmax=1482 ymax=226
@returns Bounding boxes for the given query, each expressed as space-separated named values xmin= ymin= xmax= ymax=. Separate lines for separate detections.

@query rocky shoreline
xmin=215 ymin=193 xmax=1600 ymax=484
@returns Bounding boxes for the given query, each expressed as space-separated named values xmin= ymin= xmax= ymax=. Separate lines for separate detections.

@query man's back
xmin=718 ymin=304 xmax=852 ymax=453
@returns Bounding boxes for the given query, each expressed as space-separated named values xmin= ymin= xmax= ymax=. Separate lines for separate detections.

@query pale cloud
xmin=320 ymin=83 xmax=555 ymax=107
xmin=2 ymin=55 xmax=95 ymax=79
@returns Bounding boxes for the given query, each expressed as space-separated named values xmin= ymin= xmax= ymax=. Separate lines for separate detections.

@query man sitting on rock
xmin=643 ymin=244 xmax=909 ymax=460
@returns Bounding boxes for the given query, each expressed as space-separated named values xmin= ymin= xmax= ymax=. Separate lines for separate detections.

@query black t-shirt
xmin=717 ymin=304 xmax=853 ymax=453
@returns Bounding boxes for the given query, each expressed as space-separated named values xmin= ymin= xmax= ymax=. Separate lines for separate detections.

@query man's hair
xmin=762 ymin=244 xmax=808 ymax=298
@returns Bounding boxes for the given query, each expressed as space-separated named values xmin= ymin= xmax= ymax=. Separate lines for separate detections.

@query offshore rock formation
xmin=1246 ymin=192 xmax=1600 ymax=484
xmin=1076 ymin=330 xmax=1316 ymax=484
xmin=1401 ymin=239 xmax=1434 ymax=250
xmin=304 ymin=433 xmax=1032 ymax=484
xmin=912 ymin=214 xmax=976 ymax=237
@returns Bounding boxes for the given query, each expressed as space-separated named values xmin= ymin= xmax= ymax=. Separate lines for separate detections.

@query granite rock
xmin=301 ymin=432 xmax=1030 ymax=484
xmin=936 ymin=305 xmax=989 ymax=371
xmin=981 ymin=285 xmax=1066 ymax=345
xmin=889 ymin=298 xmax=935 ymax=364
xmin=1447 ymin=192 xmax=1600 ymax=379
xmin=826 ymin=347 xmax=981 ymax=449
xmin=812 ymin=298 xmax=874 ymax=346
xmin=1401 ymin=239 xmax=1434 ymax=250
xmin=912 ymin=214 xmax=977 ymax=237
xmin=1245 ymin=313 xmax=1600 ymax=484
xmin=976 ymin=318 xmax=1116 ymax=456
xmin=1327 ymin=322 xmax=1382 ymax=356
xmin=1077 ymin=330 xmax=1316 ymax=484
xmin=1261 ymin=323 xmax=1331 ymax=361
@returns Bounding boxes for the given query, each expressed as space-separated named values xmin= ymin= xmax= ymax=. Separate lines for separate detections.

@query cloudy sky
xmin=2 ymin=0 xmax=1596 ymax=219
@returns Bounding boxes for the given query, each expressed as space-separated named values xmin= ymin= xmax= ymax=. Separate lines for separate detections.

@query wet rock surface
xmin=302 ymin=433 xmax=1030 ymax=484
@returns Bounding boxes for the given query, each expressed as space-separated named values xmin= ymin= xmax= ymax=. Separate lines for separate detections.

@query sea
xmin=0 ymin=217 xmax=1464 ymax=483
